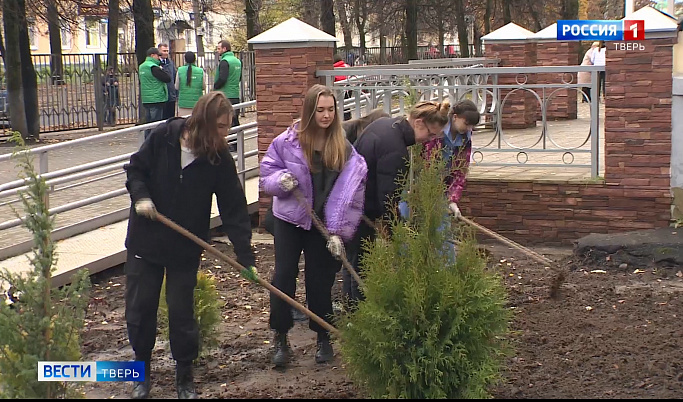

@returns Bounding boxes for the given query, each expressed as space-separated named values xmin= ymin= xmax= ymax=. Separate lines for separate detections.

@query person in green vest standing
xmin=213 ymin=40 xmax=242 ymax=152
xmin=175 ymin=51 xmax=205 ymax=117
xmin=139 ymin=47 xmax=171 ymax=139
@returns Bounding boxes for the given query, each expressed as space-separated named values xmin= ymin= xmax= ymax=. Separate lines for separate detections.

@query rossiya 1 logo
xmin=557 ymin=20 xmax=645 ymax=41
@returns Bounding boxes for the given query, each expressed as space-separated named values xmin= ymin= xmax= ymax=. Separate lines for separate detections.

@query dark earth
xmin=81 ymin=232 xmax=683 ymax=399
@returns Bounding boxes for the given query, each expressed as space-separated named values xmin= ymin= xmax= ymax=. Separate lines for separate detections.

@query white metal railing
xmin=0 ymin=100 xmax=259 ymax=257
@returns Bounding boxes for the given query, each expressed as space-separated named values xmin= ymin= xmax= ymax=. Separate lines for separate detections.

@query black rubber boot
xmin=315 ymin=332 xmax=333 ymax=364
xmin=272 ymin=332 xmax=291 ymax=367
xmin=131 ymin=359 xmax=151 ymax=399
xmin=175 ymin=361 xmax=198 ymax=399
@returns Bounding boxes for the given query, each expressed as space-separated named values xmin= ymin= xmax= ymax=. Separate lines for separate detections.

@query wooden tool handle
xmin=292 ymin=188 xmax=365 ymax=288
xmin=154 ymin=212 xmax=339 ymax=336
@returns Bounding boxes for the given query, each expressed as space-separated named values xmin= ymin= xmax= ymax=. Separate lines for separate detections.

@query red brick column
xmin=254 ymin=46 xmax=333 ymax=224
xmin=603 ymin=38 xmax=674 ymax=228
xmin=485 ymin=41 xmax=538 ymax=129
xmin=536 ymin=41 xmax=579 ymax=120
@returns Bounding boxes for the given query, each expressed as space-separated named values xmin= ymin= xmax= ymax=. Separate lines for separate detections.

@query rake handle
xmin=455 ymin=213 xmax=553 ymax=266
xmin=291 ymin=188 xmax=365 ymax=289
xmin=153 ymin=212 xmax=339 ymax=336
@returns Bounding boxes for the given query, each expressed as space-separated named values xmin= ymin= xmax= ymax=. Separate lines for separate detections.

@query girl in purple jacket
xmin=260 ymin=84 xmax=368 ymax=368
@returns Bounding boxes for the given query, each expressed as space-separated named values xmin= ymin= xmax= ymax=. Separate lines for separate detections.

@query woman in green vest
xmin=175 ymin=51 xmax=206 ymax=117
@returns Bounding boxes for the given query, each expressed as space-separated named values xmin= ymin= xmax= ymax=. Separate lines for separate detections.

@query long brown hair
xmin=342 ymin=108 xmax=391 ymax=144
xmin=185 ymin=91 xmax=233 ymax=165
xmin=296 ymin=84 xmax=347 ymax=172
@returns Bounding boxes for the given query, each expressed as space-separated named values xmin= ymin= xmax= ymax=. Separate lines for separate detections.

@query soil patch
xmin=82 ymin=238 xmax=683 ymax=399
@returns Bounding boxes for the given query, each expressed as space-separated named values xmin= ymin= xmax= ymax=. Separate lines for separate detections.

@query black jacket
xmin=353 ymin=117 xmax=415 ymax=221
xmin=124 ymin=117 xmax=255 ymax=268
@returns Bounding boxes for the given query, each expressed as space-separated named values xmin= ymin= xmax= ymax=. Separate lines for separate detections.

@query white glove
xmin=449 ymin=202 xmax=461 ymax=219
xmin=135 ymin=198 xmax=157 ymax=219
xmin=326 ymin=235 xmax=344 ymax=258
xmin=278 ymin=172 xmax=298 ymax=193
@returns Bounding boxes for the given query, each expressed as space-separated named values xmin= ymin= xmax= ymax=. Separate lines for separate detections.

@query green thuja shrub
xmin=0 ymin=132 xmax=91 ymax=398
xmin=338 ymin=147 xmax=511 ymax=399
xmin=158 ymin=270 xmax=221 ymax=358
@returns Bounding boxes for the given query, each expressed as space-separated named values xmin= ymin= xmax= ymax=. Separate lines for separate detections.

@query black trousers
xmin=598 ymin=71 xmax=606 ymax=98
xmin=342 ymin=221 xmax=376 ymax=306
xmin=228 ymin=98 xmax=241 ymax=127
xmin=270 ymin=217 xmax=340 ymax=335
xmin=163 ymin=100 xmax=176 ymax=120
xmin=125 ymin=252 xmax=199 ymax=362
xmin=581 ymin=86 xmax=591 ymax=103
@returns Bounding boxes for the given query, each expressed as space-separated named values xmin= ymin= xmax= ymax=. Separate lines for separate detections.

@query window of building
xmin=61 ymin=28 xmax=72 ymax=49
xmin=186 ymin=30 xmax=194 ymax=46
xmin=28 ymin=22 xmax=37 ymax=49
xmin=85 ymin=17 xmax=101 ymax=47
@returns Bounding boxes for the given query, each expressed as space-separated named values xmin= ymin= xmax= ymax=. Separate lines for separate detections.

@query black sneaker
xmin=175 ymin=361 xmax=198 ymax=399
xmin=131 ymin=360 xmax=151 ymax=399
xmin=272 ymin=332 xmax=291 ymax=367
xmin=315 ymin=333 xmax=333 ymax=364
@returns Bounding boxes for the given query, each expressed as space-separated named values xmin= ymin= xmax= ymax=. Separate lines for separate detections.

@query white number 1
xmin=630 ymin=23 xmax=638 ymax=37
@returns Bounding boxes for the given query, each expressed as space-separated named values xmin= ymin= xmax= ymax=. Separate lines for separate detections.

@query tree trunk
xmin=405 ymin=0 xmax=417 ymax=61
xmin=47 ymin=0 xmax=64 ymax=85
xmin=301 ymin=0 xmax=318 ymax=28
xmin=3 ymin=0 xmax=28 ymax=139
xmin=245 ymin=0 xmax=260 ymax=50
xmin=336 ymin=0 xmax=353 ymax=50
xmin=320 ymin=0 xmax=335 ymax=37
xmin=132 ymin=0 xmax=155 ymax=66
xmin=455 ymin=0 xmax=469 ymax=58
xmin=353 ymin=0 xmax=368 ymax=57
xmin=193 ymin=0 xmax=204 ymax=56
xmin=379 ymin=30 xmax=387 ymax=64
xmin=527 ymin=0 xmax=543 ymax=31
xmin=438 ymin=25 xmax=445 ymax=56
xmin=0 ymin=16 xmax=5 ymax=62
xmin=561 ymin=0 xmax=579 ymax=19
xmin=503 ymin=0 xmax=512 ymax=24
xmin=107 ymin=0 xmax=120 ymax=67
xmin=17 ymin=0 xmax=39 ymax=138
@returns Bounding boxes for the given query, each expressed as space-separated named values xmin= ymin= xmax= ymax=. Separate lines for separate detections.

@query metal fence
xmin=336 ymin=44 xmax=480 ymax=66
xmin=0 ymin=100 xmax=258 ymax=259
xmin=319 ymin=62 xmax=604 ymax=177
xmin=0 ymin=51 xmax=255 ymax=137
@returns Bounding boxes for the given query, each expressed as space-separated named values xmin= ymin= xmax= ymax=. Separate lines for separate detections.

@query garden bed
xmin=82 ymin=237 xmax=683 ymax=399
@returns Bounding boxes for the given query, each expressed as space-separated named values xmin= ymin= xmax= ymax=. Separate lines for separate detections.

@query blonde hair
xmin=185 ymin=91 xmax=233 ymax=165
xmin=408 ymin=100 xmax=451 ymax=126
xmin=296 ymin=84 xmax=347 ymax=172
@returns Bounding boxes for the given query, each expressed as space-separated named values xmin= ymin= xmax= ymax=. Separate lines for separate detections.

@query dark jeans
xmin=124 ymin=252 xmax=199 ymax=362
xmin=342 ymin=221 xmax=376 ymax=307
xmin=163 ymin=101 xmax=176 ymax=120
xmin=270 ymin=217 xmax=340 ymax=336
xmin=598 ymin=71 xmax=606 ymax=98
xmin=228 ymin=98 xmax=240 ymax=152
xmin=144 ymin=103 xmax=165 ymax=140
xmin=581 ymin=87 xmax=591 ymax=103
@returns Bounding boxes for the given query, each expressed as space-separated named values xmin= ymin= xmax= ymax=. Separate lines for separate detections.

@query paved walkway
xmin=0 ymin=113 xmax=258 ymax=251
xmin=0 ymin=102 xmax=602 ymax=259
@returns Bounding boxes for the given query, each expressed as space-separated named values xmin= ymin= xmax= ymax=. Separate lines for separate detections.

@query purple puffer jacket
xmin=260 ymin=124 xmax=368 ymax=242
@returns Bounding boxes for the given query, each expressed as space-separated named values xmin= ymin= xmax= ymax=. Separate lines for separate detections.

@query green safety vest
xmin=215 ymin=51 xmax=241 ymax=99
xmin=138 ymin=57 xmax=168 ymax=104
xmin=177 ymin=64 xmax=204 ymax=109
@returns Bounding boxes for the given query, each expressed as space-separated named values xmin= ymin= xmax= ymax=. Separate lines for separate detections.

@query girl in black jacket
xmin=123 ymin=91 xmax=255 ymax=399
xmin=343 ymin=100 xmax=450 ymax=305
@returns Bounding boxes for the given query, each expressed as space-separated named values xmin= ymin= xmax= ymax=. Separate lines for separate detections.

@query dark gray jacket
xmin=160 ymin=57 xmax=177 ymax=101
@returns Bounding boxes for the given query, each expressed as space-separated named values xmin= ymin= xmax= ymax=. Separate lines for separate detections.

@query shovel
xmin=152 ymin=211 xmax=339 ymax=336
xmin=291 ymin=188 xmax=366 ymax=289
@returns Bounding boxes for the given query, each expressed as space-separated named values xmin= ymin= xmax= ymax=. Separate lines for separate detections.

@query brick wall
xmin=460 ymin=179 xmax=671 ymax=245
xmin=536 ymin=41 xmax=579 ymax=120
xmin=485 ymin=42 xmax=538 ymax=129
xmin=461 ymin=38 xmax=674 ymax=245
xmin=254 ymin=46 xmax=334 ymax=224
